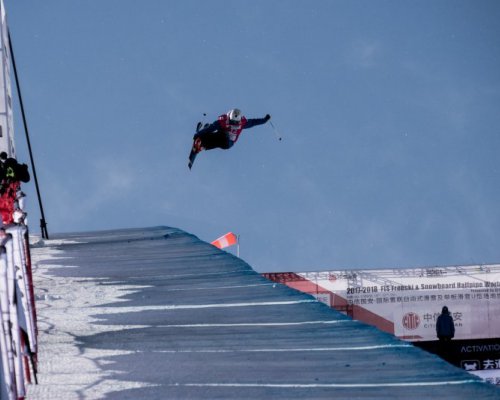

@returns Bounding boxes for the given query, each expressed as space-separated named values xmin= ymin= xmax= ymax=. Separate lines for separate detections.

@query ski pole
xmin=269 ymin=121 xmax=283 ymax=141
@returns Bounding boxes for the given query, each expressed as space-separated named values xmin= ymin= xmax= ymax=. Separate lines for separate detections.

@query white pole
xmin=237 ymin=235 xmax=240 ymax=258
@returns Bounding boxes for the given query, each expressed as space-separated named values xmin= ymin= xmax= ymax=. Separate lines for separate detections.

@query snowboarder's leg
xmin=188 ymin=126 xmax=233 ymax=169
xmin=193 ymin=130 xmax=230 ymax=151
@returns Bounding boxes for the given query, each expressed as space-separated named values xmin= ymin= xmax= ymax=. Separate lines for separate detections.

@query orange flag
xmin=211 ymin=232 xmax=238 ymax=249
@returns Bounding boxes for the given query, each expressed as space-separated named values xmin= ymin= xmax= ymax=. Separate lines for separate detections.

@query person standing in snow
xmin=436 ymin=306 xmax=455 ymax=341
xmin=435 ymin=305 xmax=456 ymax=361
xmin=193 ymin=108 xmax=271 ymax=152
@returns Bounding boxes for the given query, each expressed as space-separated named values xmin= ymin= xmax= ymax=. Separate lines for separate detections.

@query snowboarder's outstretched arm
xmin=244 ymin=114 xmax=271 ymax=129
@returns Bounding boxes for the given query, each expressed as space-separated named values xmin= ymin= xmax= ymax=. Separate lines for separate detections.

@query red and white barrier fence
xmin=0 ymin=0 xmax=39 ymax=396
xmin=0 ymin=190 xmax=37 ymax=399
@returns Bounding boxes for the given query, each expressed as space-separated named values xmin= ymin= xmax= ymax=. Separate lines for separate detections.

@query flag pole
xmin=8 ymin=29 xmax=49 ymax=239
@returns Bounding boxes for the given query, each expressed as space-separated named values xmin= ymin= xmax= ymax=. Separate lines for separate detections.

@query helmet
xmin=227 ymin=108 xmax=242 ymax=124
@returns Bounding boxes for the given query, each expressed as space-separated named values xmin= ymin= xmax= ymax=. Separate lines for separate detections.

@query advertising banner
xmin=263 ymin=264 xmax=500 ymax=385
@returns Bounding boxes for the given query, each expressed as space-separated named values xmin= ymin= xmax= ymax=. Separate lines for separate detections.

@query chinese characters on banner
xmin=263 ymin=264 xmax=500 ymax=385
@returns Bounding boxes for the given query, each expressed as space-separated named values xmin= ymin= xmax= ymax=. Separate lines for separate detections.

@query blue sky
xmin=6 ymin=1 xmax=500 ymax=272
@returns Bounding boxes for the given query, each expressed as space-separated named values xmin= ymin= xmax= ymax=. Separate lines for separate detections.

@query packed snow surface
xmin=26 ymin=227 xmax=500 ymax=399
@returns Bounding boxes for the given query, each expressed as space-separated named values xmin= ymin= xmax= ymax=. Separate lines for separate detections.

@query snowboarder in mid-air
xmin=188 ymin=108 xmax=271 ymax=169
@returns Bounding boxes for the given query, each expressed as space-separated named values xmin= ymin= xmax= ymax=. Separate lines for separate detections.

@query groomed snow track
xmin=27 ymin=227 xmax=500 ymax=399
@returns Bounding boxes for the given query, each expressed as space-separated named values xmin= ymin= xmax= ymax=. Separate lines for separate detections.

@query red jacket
xmin=217 ymin=114 xmax=248 ymax=144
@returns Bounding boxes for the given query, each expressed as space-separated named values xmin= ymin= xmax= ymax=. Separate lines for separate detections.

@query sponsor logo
xmin=402 ymin=312 xmax=420 ymax=330
xmin=461 ymin=360 xmax=480 ymax=371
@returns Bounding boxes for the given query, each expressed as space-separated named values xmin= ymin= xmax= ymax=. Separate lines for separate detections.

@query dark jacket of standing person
xmin=436 ymin=306 xmax=455 ymax=341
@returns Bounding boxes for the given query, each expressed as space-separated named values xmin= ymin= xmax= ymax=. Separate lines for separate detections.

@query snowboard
xmin=188 ymin=122 xmax=209 ymax=169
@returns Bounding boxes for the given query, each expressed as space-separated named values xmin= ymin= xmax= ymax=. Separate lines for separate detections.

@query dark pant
xmin=194 ymin=130 xmax=234 ymax=150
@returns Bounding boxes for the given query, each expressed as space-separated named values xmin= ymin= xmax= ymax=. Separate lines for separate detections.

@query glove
xmin=264 ymin=114 xmax=271 ymax=121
